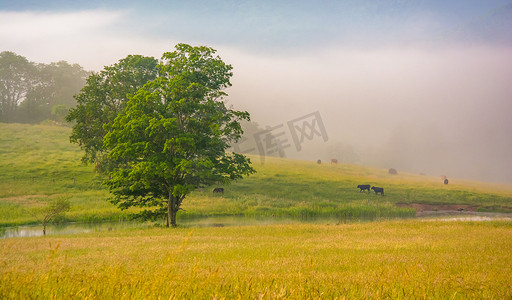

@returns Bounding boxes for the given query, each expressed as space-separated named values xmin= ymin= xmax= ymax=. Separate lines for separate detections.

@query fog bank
xmin=225 ymin=45 xmax=512 ymax=183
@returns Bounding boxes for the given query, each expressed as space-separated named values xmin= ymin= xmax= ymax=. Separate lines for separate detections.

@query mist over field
xmin=227 ymin=45 xmax=512 ymax=183
xmin=1 ymin=0 xmax=511 ymax=183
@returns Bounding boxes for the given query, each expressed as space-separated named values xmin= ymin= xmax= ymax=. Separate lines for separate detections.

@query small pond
xmin=0 ymin=221 xmax=151 ymax=239
xmin=1 ymin=213 xmax=511 ymax=239
xmin=0 ymin=217 xmax=305 ymax=239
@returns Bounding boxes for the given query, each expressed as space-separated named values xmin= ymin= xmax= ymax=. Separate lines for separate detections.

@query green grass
xmin=1 ymin=123 xmax=512 ymax=227
xmin=183 ymin=156 xmax=512 ymax=220
xmin=0 ymin=123 xmax=122 ymax=226
xmin=2 ymin=123 xmax=512 ymax=298
xmin=1 ymin=220 xmax=512 ymax=298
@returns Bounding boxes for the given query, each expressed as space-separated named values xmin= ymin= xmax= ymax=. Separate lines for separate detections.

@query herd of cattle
xmin=357 ymin=184 xmax=384 ymax=195
xmin=212 ymin=159 xmax=449 ymax=195
xmin=213 ymin=185 xmax=385 ymax=195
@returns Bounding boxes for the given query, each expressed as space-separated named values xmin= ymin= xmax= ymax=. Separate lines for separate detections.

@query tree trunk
xmin=166 ymin=190 xmax=178 ymax=227
xmin=167 ymin=191 xmax=172 ymax=228
xmin=170 ymin=194 xmax=177 ymax=227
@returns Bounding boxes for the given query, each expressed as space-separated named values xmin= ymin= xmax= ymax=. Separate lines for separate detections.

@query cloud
xmin=0 ymin=10 xmax=121 ymax=38
xmin=0 ymin=10 xmax=177 ymax=70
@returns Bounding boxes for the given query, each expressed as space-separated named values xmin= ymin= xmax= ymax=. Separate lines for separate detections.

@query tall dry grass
xmin=1 ymin=220 xmax=512 ymax=298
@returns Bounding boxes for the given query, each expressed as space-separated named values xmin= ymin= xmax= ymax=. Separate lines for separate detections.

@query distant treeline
xmin=0 ymin=51 xmax=89 ymax=124
xmin=0 ymin=51 xmax=281 ymax=158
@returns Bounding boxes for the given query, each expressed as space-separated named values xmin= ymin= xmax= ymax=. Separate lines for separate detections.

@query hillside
xmin=1 ymin=123 xmax=511 ymax=227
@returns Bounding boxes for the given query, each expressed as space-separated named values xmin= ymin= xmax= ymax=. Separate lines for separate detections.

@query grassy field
xmin=1 ymin=123 xmax=512 ymax=227
xmin=1 ymin=220 xmax=512 ymax=298
xmin=2 ymin=123 xmax=512 ymax=298
xmin=0 ymin=123 xmax=125 ymax=226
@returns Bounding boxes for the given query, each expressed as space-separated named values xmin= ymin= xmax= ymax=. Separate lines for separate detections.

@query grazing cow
xmin=357 ymin=184 xmax=371 ymax=192
xmin=440 ymin=175 xmax=447 ymax=180
xmin=317 ymin=160 xmax=321 ymax=164
xmin=388 ymin=168 xmax=397 ymax=175
xmin=371 ymin=186 xmax=384 ymax=195
xmin=331 ymin=158 xmax=338 ymax=165
xmin=213 ymin=187 xmax=224 ymax=194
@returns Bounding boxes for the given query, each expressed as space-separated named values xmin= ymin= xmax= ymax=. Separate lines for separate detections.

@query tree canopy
xmin=0 ymin=51 xmax=35 ymax=122
xmin=0 ymin=51 xmax=88 ymax=123
xmin=97 ymin=44 xmax=254 ymax=227
xmin=66 ymin=55 xmax=159 ymax=170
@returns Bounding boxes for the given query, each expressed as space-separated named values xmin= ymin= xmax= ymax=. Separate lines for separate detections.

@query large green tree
xmin=104 ymin=44 xmax=255 ymax=227
xmin=0 ymin=51 xmax=36 ymax=122
xmin=21 ymin=61 xmax=88 ymax=123
xmin=0 ymin=51 xmax=89 ymax=123
xmin=66 ymin=55 xmax=158 ymax=170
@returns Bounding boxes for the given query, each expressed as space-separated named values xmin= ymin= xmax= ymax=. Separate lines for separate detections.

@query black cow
xmin=213 ymin=187 xmax=224 ymax=194
xmin=371 ymin=186 xmax=384 ymax=195
xmin=357 ymin=184 xmax=371 ymax=192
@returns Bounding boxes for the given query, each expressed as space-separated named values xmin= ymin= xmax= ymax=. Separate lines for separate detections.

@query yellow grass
xmin=2 ymin=220 xmax=512 ymax=299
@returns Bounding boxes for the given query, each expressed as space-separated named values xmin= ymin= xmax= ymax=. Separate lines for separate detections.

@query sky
xmin=1 ymin=0 xmax=512 ymax=183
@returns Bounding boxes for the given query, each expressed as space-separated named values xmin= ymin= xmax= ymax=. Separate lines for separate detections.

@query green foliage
xmin=104 ymin=44 xmax=255 ymax=226
xmin=51 ymin=104 xmax=69 ymax=123
xmin=39 ymin=198 xmax=71 ymax=235
xmin=0 ymin=51 xmax=35 ymax=122
xmin=66 ymin=55 xmax=158 ymax=168
xmin=0 ymin=52 xmax=88 ymax=123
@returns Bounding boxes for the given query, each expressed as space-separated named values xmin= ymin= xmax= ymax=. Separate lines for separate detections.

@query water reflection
xmin=0 ymin=221 xmax=151 ymax=239
xmin=0 ymin=217 xmax=317 ymax=238
xmin=1 ymin=213 xmax=510 ymax=239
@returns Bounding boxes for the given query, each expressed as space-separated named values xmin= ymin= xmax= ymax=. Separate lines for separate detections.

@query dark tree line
xmin=0 ymin=51 xmax=89 ymax=124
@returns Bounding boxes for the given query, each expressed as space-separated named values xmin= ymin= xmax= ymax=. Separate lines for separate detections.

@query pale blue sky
xmin=1 ymin=0 xmax=511 ymax=64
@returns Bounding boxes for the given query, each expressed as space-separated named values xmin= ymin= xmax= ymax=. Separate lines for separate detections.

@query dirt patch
xmin=396 ymin=203 xmax=479 ymax=217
